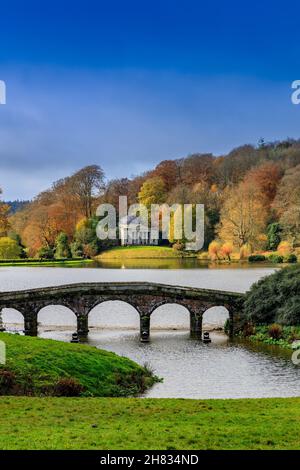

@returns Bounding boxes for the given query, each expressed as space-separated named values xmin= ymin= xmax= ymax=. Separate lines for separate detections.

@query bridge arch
xmin=150 ymin=302 xmax=191 ymax=330
xmin=1 ymin=307 xmax=24 ymax=332
xmin=37 ymin=305 xmax=77 ymax=332
xmin=88 ymin=300 xmax=140 ymax=330
xmin=202 ymin=306 xmax=230 ymax=331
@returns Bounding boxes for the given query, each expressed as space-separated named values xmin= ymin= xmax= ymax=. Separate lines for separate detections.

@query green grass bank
xmin=0 ymin=258 xmax=93 ymax=267
xmin=0 ymin=396 xmax=299 ymax=449
xmin=96 ymin=246 xmax=195 ymax=259
xmin=0 ymin=333 xmax=157 ymax=397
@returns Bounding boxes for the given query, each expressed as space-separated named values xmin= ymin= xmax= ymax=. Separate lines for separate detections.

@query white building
xmin=119 ymin=215 xmax=158 ymax=246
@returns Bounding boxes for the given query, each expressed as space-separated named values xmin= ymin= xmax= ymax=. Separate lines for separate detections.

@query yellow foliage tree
xmin=217 ymin=180 xmax=268 ymax=249
xmin=0 ymin=237 xmax=21 ymax=259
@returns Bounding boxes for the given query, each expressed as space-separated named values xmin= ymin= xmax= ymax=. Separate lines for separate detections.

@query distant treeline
xmin=0 ymin=138 xmax=299 ymax=259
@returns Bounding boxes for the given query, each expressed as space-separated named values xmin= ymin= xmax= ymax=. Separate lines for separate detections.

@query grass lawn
xmin=0 ymin=333 xmax=157 ymax=397
xmin=96 ymin=246 xmax=193 ymax=259
xmin=0 ymin=259 xmax=93 ymax=267
xmin=0 ymin=396 xmax=299 ymax=449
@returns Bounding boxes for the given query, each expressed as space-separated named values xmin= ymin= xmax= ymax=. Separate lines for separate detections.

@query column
xmin=140 ymin=314 xmax=150 ymax=342
xmin=23 ymin=309 xmax=38 ymax=336
xmin=190 ymin=310 xmax=203 ymax=339
xmin=77 ymin=314 xmax=89 ymax=340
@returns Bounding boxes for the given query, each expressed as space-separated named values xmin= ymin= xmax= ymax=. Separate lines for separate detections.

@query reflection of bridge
xmin=0 ymin=282 xmax=245 ymax=342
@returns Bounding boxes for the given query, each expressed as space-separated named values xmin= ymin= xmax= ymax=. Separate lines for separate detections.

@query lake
xmin=1 ymin=265 xmax=299 ymax=399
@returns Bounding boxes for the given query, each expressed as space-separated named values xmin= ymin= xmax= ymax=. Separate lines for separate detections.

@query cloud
xmin=0 ymin=66 xmax=297 ymax=199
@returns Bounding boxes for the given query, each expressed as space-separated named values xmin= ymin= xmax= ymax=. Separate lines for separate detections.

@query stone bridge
xmin=0 ymin=282 xmax=245 ymax=341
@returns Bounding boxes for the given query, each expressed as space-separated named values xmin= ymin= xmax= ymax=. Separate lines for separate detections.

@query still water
xmin=1 ymin=266 xmax=299 ymax=399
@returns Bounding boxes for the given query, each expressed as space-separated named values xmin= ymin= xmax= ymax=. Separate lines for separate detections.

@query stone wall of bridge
xmin=0 ymin=282 xmax=245 ymax=341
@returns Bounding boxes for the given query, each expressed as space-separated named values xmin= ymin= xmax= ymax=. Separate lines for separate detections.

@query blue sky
xmin=0 ymin=0 xmax=300 ymax=199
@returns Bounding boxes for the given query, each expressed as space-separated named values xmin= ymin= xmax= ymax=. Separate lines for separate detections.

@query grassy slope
xmin=0 ymin=397 xmax=299 ymax=449
xmin=97 ymin=246 xmax=188 ymax=259
xmin=0 ymin=333 xmax=156 ymax=397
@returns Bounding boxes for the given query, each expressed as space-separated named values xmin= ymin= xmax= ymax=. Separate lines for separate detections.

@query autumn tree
xmin=272 ymin=164 xmax=300 ymax=246
xmin=151 ymin=160 xmax=179 ymax=191
xmin=179 ymin=154 xmax=214 ymax=187
xmin=217 ymin=180 xmax=268 ymax=249
xmin=103 ymin=178 xmax=131 ymax=208
xmin=70 ymin=165 xmax=105 ymax=218
xmin=0 ymin=187 xmax=10 ymax=236
xmin=244 ymin=162 xmax=283 ymax=209
xmin=138 ymin=177 xmax=166 ymax=208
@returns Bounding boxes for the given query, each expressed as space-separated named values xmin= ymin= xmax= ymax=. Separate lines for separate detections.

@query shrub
xmin=267 ymin=254 xmax=283 ymax=263
xmin=172 ymin=241 xmax=184 ymax=251
xmin=54 ymin=377 xmax=84 ymax=397
xmin=248 ymin=254 xmax=266 ymax=262
xmin=285 ymin=254 xmax=298 ymax=264
xmin=243 ymin=265 xmax=300 ymax=326
xmin=208 ymin=241 xmax=221 ymax=261
xmin=220 ymin=242 xmax=233 ymax=260
xmin=278 ymin=241 xmax=293 ymax=257
xmin=0 ymin=369 xmax=16 ymax=394
xmin=268 ymin=324 xmax=283 ymax=340
xmin=240 ymin=243 xmax=251 ymax=260
xmin=242 ymin=322 xmax=256 ymax=337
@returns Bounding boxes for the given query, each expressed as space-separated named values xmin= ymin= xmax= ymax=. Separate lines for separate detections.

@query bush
xmin=278 ymin=240 xmax=293 ymax=257
xmin=220 ymin=242 xmax=233 ymax=261
xmin=208 ymin=241 xmax=221 ymax=261
xmin=268 ymin=324 xmax=282 ymax=340
xmin=248 ymin=254 xmax=266 ymax=262
xmin=285 ymin=254 xmax=298 ymax=264
xmin=0 ymin=370 xmax=16 ymax=394
xmin=240 ymin=244 xmax=251 ymax=260
xmin=267 ymin=254 xmax=283 ymax=263
xmin=242 ymin=322 xmax=256 ymax=337
xmin=243 ymin=265 xmax=300 ymax=326
xmin=54 ymin=377 xmax=85 ymax=397
xmin=172 ymin=241 xmax=184 ymax=251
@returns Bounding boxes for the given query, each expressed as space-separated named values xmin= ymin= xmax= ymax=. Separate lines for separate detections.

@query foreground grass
xmin=97 ymin=246 xmax=193 ymax=259
xmin=0 ymin=333 xmax=157 ymax=397
xmin=0 ymin=397 xmax=299 ymax=449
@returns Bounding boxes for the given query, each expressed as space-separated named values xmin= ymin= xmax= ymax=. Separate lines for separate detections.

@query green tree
xmin=267 ymin=223 xmax=282 ymax=251
xmin=55 ymin=232 xmax=71 ymax=259
xmin=38 ymin=246 xmax=55 ymax=260
xmin=0 ymin=237 xmax=21 ymax=259
xmin=70 ymin=240 xmax=83 ymax=258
